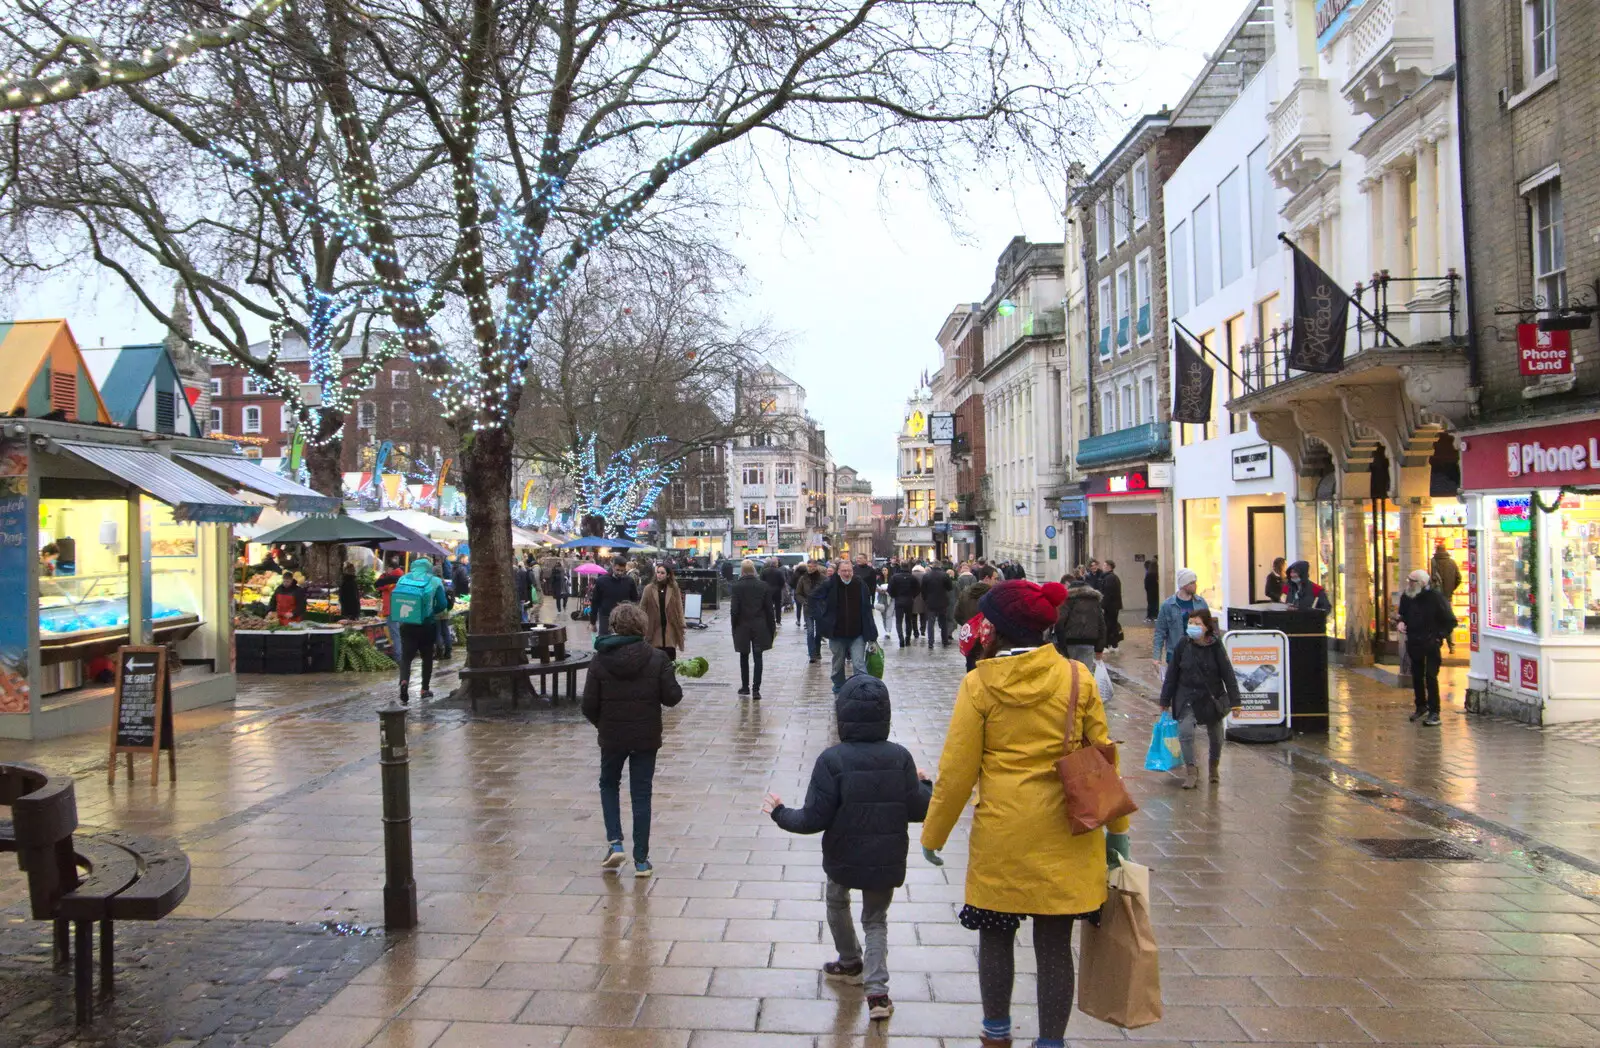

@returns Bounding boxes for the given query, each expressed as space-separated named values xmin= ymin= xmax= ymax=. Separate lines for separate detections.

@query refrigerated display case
xmin=37 ymin=569 xmax=202 ymax=665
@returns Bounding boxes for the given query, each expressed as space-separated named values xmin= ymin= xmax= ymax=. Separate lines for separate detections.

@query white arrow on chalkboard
xmin=126 ymin=657 xmax=137 ymax=671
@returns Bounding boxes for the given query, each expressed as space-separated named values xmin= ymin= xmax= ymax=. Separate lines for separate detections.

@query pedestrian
xmin=582 ymin=602 xmax=683 ymax=879
xmin=1396 ymin=569 xmax=1456 ymax=726
xmin=921 ymin=564 xmax=953 ymax=648
xmin=952 ymin=574 xmax=990 ymax=632
xmin=794 ymin=562 xmax=824 ymax=663
xmin=641 ymin=562 xmax=687 ymax=660
xmin=1284 ymin=560 xmax=1332 ymax=612
xmin=591 ymin=558 xmax=640 ymax=637
xmin=761 ymin=558 xmax=787 ymax=628
xmin=388 ymin=556 xmax=449 ymax=703
xmin=513 ymin=556 xmax=531 ymax=624
xmin=548 ymin=559 xmax=570 ymax=616
xmin=910 ymin=564 xmax=927 ymax=639
xmin=272 ymin=572 xmax=307 ymax=624
xmin=375 ymin=557 xmax=405 ymax=654
xmin=1431 ymin=541 xmax=1462 ymax=653
xmin=1153 ymin=567 xmax=1209 ymax=676
xmin=1099 ymin=559 xmax=1124 ymax=651
xmin=730 ymin=559 xmax=775 ymax=699
xmin=338 ymin=562 xmax=362 ymax=621
xmin=1265 ymin=556 xmax=1287 ymax=603
xmin=812 ymin=558 xmax=880 ymax=695
xmin=921 ymin=579 xmax=1130 ymax=1048
xmin=1085 ymin=558 xmax=1103 ymax=591
xmin=953 ymin=577 xmax=994 ymax=672
xmin=451 ymin=554 xmax=471 ymax=597
xmin=436 ymin=576 xmax=456 ymax=659
xmin=887 ymin=563 xmax=919 ymax=647
xmin=853 ymin=553 xmax=880 ymax=594
xmin=1053 ymin=575 xmax=1106 ymax=674
xmin=1143 ymin=557 xmax=1160 ymax=620
xmin=954 ymin=563 xmax=976 ymax=606
xmin=1158 ymin=607 xmax=1240 ymax=789
xmin=763 ymin=675 xmax=933 ymax=1023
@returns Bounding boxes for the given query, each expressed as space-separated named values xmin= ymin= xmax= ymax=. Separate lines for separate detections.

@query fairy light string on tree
xmin=562 ymin=435 xmax=677 ymax=539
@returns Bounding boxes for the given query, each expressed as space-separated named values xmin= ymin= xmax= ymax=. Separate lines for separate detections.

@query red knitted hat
xmin=978 ymin=580 xmax=1068 ymax=639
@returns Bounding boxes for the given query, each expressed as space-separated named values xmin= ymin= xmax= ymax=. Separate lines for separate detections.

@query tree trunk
xmin=462 ymin=426 xmax=516 ymax=637
xmin=303 ymin=439 xmax=346 ymax=586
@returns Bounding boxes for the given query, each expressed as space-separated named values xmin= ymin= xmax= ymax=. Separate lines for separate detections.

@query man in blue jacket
xmin=811 ymin=559 xmax=879 ymax=694
xmin=1154 ymin=567 xmax=1210 ymax=678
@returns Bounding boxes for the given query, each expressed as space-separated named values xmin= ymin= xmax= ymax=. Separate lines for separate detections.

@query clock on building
xmin=929 ymin=412 xmax=955 ymax=444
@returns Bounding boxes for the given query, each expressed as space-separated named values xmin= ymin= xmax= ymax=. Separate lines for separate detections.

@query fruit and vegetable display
xmin=335 ymin=631 xmax=397 ymax=672
xmin=671 ymin=656 xmax=709 ymax=678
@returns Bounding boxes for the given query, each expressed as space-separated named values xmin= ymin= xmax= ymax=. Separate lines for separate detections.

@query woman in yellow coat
xmin=921 ymin=579 xmax=1131 ymax=1048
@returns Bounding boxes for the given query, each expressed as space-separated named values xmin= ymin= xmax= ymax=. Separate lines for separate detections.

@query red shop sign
xmin=1519 ymin=655 xmax=1540 ymax=692
xmin=1087 ymin=471 xmax=1149 ymax=499
xmin=1460 ymin=419 xmax=1600 ymax=490
xmin=1517 ymin=324 xmax=1573 ymax=376
xmin=1492 ymin=650 xmax=1510 ymax=683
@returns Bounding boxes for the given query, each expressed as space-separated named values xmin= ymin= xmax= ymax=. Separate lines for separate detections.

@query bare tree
xmin=10 ymin=0 xmax=1130 ymax=637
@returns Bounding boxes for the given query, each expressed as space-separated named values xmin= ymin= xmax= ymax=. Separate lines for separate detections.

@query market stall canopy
xmin=236 ymin=506 xmax=299 ymax=541
xmin=47 ymin=440 xmax=262 ymax=524
xmin=175 ymin=452 xmax=340 ymax=514
xmin=351 ymin=508 xmax=467 ymax=542
xmin=511 ymin=527 xmax=559 ymax=547
xmin=251 ymin=516 xmax=398 ymax=546
xmin=366 ymin=516 xmax=450 ymax=558
xmin=559 ymin=536 xmax=646 ymax=550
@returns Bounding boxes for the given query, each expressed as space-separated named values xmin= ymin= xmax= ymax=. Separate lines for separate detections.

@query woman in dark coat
xmin=1158 ymin=607 xmax=1241 ymax=790
xmin=338 ymin=563 xmax=362 ymax=621
xmin=1143 ymin=558 xmax=1160 ymax=621
xmin=730 ymin=558 xmax=776 ymax=700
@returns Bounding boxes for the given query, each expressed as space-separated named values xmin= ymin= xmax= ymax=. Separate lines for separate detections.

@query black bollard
xmin=378 ymin=704 xmax=418 ymax=929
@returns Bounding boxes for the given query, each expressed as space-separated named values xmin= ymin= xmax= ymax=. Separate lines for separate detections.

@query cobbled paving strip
xmin=0 ymin=914 xmax=387 ymax=1048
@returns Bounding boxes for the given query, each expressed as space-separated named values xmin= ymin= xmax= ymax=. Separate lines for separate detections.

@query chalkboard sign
xmin=109 ymin=646 xmax=176 ymax=785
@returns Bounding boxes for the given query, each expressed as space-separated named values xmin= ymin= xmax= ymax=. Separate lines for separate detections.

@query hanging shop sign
xmin=1231 ymin=444 xmax=1273 ymax=481
xmin=1517 ymin=324 xmax=1573 ymax=376
xmin=1057 ymin=495 xmax=1088 ymax=520
xmin=1087 ymin=471 xmax=1158 ymax=498
xmin=1461 ymin=419 xmax=1600 ymax=489
xmin=1147 ymin=463 xmax=1173 ymax=488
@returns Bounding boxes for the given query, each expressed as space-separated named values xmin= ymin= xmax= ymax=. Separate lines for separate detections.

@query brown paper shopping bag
xmin=1077 ymin=857 xmax=1162 ymax=1029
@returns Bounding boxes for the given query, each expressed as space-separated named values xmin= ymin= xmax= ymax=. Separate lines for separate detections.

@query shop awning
xmin=50 ymin=441 xmax=263 ymax=524
xmin=175 ymin=452 xmax=340 ymax=515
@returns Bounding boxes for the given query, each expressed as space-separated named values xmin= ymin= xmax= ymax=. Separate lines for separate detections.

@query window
xmin=744 ymin=501 xmax=765 ymax=526
xmin=242 ymin=406 xmax=261 ymax=433
xmin=363 ymin=372 xmax=377 ymax=390
xmin=1113 ymin=178 xmax=1130 ymax=245
xmin=741 ymin=463 xmax=765 ymax=486
xmin=1225 ymin=313 xmax=1248 ymax=434
xmin=1097 ymin=279 xmax=1113 ymax=358
xmin=1530 ymin=179 xmax=1565 ymax=309
xmin=1488 ymin=500 xmax=1535 ymax=632
xmin=1095 ymin=197 xmax=1110 ymax=258
xmin=1100 ymin=391 xmax=1116 ymax=434
xmin=392 ymin=401 xmax=410 ymax=427
xmin=670 ymin=481 xmax=688 ymax=510
xmin=775 ymin=463 xmax=796 ymax=487
xmin=1405 ymin=167 xmax=1419 ymax=278
xmin=1132 ymin=158 xmax=1149 ymax=229
xmin=1134 ymin=251 xmax=1153 ymax=341
xmin=358 ymin=402 xmax=376 ymax=428
xmin=1528 ymin=0 xmax=1556 ymax=79
xmin=1552 ymin=495 xmax=1600 ymax=635
xmin=1182 ymin=499 xmax=1223 ymax=608
xmin=241 ymin=375 xmax=260 ymax=395
xmin=1140 ymin=374 xmax=1156 ymax=425
xmin=154 ymin=390 xmax=175 ymax=434
xmin=778 ymin=500 xmax=796 ymax=526
xmin=699 ymin=479 xmax=719 ymax=509
xmin=210 ymin=377 xmax=222 ymax=396
xmin=209 ymin=407 xmax=221 ymax=433
xmin=700 ymin=447 xmax=717 ymax=468
xmin=1170 ymin=221 xmax=1191 ymax=319
xmin=391 ymin=370 xmax=409 ymax=389
xmin=1192 ymin=197 xmax=1215 ymax=305
xmin=1247 ymin=140 xmax=1274 ymax=264
xmin=1120 ymin=384 xmax=1135 ymax=430
xmin=280 ymin=404 xmax=293 ymax=431
xmin=1114 ymin=266 xmax=1132 ymax=349
xmin=1218 ymin=168 xmax=1244 ymax=286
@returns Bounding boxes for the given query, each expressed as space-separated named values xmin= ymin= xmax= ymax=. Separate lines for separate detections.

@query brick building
xmin=931 ymin=305 xmax=987 ymax=562
xmin=208 ymin=334 xmax=445 ymax=477
xmin=1454 ymin=0 xmax=1600 ymax=723
xmin=1072 ymin=112 xmax=1204 ymax=594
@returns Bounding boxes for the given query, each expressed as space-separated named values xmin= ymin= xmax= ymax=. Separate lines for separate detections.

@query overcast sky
xmin=7 ymin=0 xmax=1244 ymax=495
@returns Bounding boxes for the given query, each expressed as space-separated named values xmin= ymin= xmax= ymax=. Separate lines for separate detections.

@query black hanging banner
xmin=1287 ymin=243 xmax=1350 ymax=373
xmin=1171 ymin=328 xmax=1215 ymax=424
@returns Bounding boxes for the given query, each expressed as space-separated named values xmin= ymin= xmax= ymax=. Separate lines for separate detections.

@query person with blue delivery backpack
xmin=389 ymin=556 xmax=450 ymax=703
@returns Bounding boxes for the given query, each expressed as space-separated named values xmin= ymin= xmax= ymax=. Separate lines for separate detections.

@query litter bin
xmin=1227 ymin=604 xmax=1329 ymax=736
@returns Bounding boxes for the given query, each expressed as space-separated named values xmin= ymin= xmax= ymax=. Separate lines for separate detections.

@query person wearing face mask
xmin=1153 ymin=567 xmax=1209 ymax=677
xmin=1158 ymin=608 xmax=1240 ymax=789
xmin=1284 ymin=560 xmax=1332 ymax=612
xmin=1394 ymin=568 xmax=1457 ymax=726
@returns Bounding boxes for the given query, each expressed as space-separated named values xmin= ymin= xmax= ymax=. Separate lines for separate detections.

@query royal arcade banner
xmin=1288 ymin=242 xmax=1350 ymax=374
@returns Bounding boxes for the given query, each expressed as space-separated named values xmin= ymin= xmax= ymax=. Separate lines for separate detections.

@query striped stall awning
xmin=176 ymin=453 xmax=340 ymax=515
xmin=50 ymin=441 xmax=263 ymax=524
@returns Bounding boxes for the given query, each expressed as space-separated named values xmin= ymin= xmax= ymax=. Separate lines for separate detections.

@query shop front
xmin=666 ymin=516 xmax=731 ymax=559
xmin=1086 ymin=466 xmax=1172 ymax=595
xmin=1459 ymin=417 xmax=1600 ymax=724
xmin=894 ymin=526 xmax=935 ymax=563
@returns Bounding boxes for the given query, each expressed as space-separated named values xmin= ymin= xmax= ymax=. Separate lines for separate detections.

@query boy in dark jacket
xmin=582 ymin=602 xmax=684 ymax=878
xmin=763 ymin=675 xmax=932 ymax=1022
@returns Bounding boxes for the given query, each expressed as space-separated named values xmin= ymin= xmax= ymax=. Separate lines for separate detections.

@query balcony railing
xmin=1269 ymin=77 xmax=1332 ymax=195
xmin=1076 ymin=423 xmax=1171 ymax=470
xmin=1237 ymin=270 xmax=1462 ymax=395
xmin=1342 ymin=0 xmax=1434 ymax=117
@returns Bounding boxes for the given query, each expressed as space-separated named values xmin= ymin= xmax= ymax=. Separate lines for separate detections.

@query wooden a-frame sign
xmin=108 ymin=646 xmax=177 ymax=785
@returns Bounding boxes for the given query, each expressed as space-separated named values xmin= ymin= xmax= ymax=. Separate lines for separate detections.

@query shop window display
xmin=1487 ymin=497 xmax=1535 ymax=633
xmin=1551 ymin=494 xmax=1600 ymax=635
xmin=1182 ymin=498 xmax=1221 ymax=609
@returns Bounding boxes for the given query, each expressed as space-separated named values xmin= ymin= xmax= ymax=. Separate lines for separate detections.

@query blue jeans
xmin=806 ymin=616 xmax=821 ymax=659
xmin=828 ymin=635 xmax=867 ymax=694
xmin=436 ymin=618 xmax=453 ymax=654
xmin=599 ymin=749 xmax=657 ymax=862
xmin=386 ymin=621 xmax=402 ymax=655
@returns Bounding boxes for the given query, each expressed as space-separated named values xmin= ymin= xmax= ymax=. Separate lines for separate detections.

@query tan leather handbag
xmin=1056 ymin=661 xmax=1139 ymax=835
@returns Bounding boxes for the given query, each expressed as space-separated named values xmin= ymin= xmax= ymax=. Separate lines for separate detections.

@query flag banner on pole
xmin=1288 ymin=244 xmax=1350 ymax=373
xmin=1171 ymin=329 xmax=1215 ymax=424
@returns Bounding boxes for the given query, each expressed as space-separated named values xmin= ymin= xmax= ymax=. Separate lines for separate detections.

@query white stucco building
xmin=894 ymin=388 xmax=937 ymax=561
xmin=728 ymin=366 xmax=832 ymax=558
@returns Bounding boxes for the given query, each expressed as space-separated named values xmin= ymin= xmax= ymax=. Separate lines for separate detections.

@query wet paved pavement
xmin=0 ymin=615 xmax=1598 ymax=1046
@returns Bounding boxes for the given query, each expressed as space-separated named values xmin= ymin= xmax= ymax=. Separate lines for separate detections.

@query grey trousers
xmin=1063 ymin=644 xmax=1096 ymax=675
xmin=825 ymin=879 xmax=892 ymax=996
xmin=1179 ymin=709 xmax=1225 ymax=767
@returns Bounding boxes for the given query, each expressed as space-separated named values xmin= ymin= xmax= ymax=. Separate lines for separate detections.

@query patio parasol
xmin=365 ymin=516 xmax=451 ymax=558
xmin=574 ymin=562 xmax=608 ymax=575
xmin=250 ymin=516 xmax=399 ymax=547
